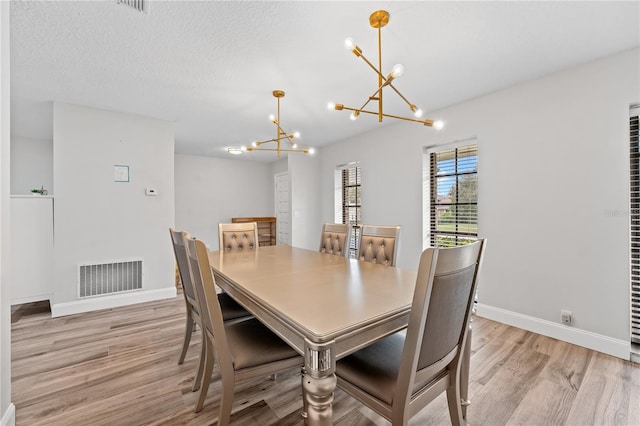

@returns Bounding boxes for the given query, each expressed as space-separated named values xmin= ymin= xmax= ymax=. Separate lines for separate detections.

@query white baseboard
xmin=1 ymin=403 xmax=15 ymax=426
xmin=51 ymin=287 xmax=177 ymax=318
xmin=476 ymin=303 xmax=631 ymax=361
xmin=11 ymin=293 xmax=52 ymax=306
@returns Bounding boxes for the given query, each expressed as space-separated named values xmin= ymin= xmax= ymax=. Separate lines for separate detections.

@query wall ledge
xmin=476 ymin=303 xmax=631 ymax=360
xmin=51 ymin=287 xmax=177 ymax=318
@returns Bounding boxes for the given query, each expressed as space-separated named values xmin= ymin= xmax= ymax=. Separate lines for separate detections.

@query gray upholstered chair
xmin=169 ymin=229 xmax=251 ymax=392
xmin=336 ymin=239 xmax=486 ymax=426
xmin=186 ymin=236 xmax=303 ymax=419
xmin=218 ymin=222 xmax=259 ymax=252
xmin=357 ymin=225 xmax=401 ymax=266
xmin=318 ymin=223 xmax=351 ymax=257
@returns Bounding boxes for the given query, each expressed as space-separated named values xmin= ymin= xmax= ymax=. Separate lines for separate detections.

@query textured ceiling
xmin=9 ymin=1 xmax=640 ymax=162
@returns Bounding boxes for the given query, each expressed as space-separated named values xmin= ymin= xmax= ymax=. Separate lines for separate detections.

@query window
xmin=336 ymin=163 xmax=361 ymax=258
xmin=427 ymin=143 xmax=478 ymax=247
xmin=629 ymin=105 xmax=639 ymax=345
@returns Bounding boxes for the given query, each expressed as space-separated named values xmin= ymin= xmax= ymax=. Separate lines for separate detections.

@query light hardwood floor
xmin=11 ymin=296 xmax=640 ymax=425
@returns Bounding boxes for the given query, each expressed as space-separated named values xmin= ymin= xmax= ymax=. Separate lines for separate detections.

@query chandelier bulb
xmin=269 ymin=114 xmax=276 ymax=123
xmin=433 ymin=120 xmax=445 ymax=130
xmin=293 ymin=131 xmax=300 ymax=138
xmin=327 ymin=102 xmax=336 ymax=110
xmin=252 ymin=141 xmax=258 ymax=147
xmin=413 ymin=108 xmax=423 ymax=118
xmin=350 ymin=111 xmax=359 ymax=121
xmin=344 ymin=37 xmax=355 ymax=50
xmin=308 ymin=148 xmax=315 ymax=154
xmin=391 ymin=64 xmax=404 ymax=78
xmin=292 ymin=143 xmax=298 ymax=148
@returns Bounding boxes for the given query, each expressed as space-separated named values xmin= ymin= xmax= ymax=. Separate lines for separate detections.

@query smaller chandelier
xmin=329 ymin=10 xmax=444 ymax=129
xmin=246 ymin=90 xmax=313 ymax=157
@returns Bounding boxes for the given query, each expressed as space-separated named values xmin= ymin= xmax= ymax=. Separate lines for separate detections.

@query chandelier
xmin=328 ymin=10 xmax=443 ymax=129
xmin=246 ymin=90 xmax=313 ymax=157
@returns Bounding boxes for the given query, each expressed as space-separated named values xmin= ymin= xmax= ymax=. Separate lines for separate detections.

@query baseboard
xmin=11 ymin=293 xmax=52 ymax=306
xmin=476 ymin=303 xmax=631 ymax=360
xmin=1 ymin=403 xmax=15 ymax=426
xmin=51 ymin=287 xmax=177 ymax=318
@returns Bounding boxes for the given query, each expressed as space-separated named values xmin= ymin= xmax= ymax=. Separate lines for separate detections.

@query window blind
xmin=429 ymin=144 xmax=478 ymax=247
xmin=341 ymin=165 xmax=361 ymax=258
xmin=630 ymin=106 xmax=640 ymax=344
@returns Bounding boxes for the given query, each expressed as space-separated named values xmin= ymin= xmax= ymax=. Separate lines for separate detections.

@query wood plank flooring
xmin=11 ymin=296 xmax=640 ymax=425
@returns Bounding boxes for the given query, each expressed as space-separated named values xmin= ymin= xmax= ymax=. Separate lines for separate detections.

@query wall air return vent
xmin=78 ymin=260 xmax=143 ymax=298
xmin=116 ymin=0 xmax=148 ymax=14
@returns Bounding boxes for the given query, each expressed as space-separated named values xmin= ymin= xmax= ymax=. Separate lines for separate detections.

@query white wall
xmin=10 ymin=136 xmax=53 ymax=195
xmin=175 ymin=154 xmax=273 ymax=250
xmin=52 ymin=103 xmax=175 ymax=315
xmin=289 ymin=153 xmax=322 ymax=250
xmin=0 ymin=1 xmax=13 ymax=423
xmin=320 ymin=49 xmax=639 ymax=358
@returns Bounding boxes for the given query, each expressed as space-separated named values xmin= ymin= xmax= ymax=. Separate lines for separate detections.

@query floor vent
xmin=79 ymin=260 xmax=142 ymax=298
xmin=116 ymin=0 xmax=148 ymax=14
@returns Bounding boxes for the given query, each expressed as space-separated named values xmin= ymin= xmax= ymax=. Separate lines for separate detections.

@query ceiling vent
xmin=116 ymin=0 xmax=148 ymax=13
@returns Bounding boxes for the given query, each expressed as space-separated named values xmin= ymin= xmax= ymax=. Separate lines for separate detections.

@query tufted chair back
xmin=357 ymin=225 xmax=401 ymax=267
xmin=218 ymin=222 xmax=259 ymax=252
xmin=318 ymin=223 xmax=351 ymax=257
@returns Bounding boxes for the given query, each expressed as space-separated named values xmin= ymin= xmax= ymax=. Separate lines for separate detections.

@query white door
xmin=275 ymin=172 xmax=290 ymax=245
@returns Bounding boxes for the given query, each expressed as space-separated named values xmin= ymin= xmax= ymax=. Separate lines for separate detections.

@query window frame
xmin=335 ymin=162 xmax=361 ymax=259
xmin=423 ymin=139 xmax=478 ymax=249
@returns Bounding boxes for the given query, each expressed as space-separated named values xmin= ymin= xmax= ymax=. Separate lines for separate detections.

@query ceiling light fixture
xmin=329 ymin=10 xmax=444 ymax=129
xmin=246 ymin=90 xmax=312 ymax=157
xmin=226 ymin=146 xmax=245 ymax=155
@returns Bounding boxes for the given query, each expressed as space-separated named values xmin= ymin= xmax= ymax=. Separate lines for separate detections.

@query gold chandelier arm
xmin=254 ymin=137 xmax=279 ymax=146
xmin=273 ymin=122 xmax=298 ymax=147
xmin=356 ymin=50 xmax=389 ymax=85
xmin=247 ymin=147 xmax=310 ymax=153
xmin=338 ymin=104 xmax=434 ymax=126
xmin=387 ymin=82 xmax=418 ymax=110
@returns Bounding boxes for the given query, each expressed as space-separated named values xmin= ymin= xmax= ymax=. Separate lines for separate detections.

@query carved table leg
xmin=302 ymin=339 xmax=336 ymax=426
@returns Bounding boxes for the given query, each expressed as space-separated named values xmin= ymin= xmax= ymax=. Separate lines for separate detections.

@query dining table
xmin=208 ymin=245 xmax=472 ymax=425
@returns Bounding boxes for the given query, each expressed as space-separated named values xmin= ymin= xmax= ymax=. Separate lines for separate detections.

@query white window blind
xmin=429 ymin=144 xmax=478 ymax=247
xmin=338 ymin=164 xmax=361 ymax=259
xmin=630 ymin=105 xmax=640 ymax=344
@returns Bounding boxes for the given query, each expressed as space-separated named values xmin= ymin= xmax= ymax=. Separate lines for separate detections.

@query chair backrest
xmin=357 ymin=225 xmax=401 ymax=266
xmin=395 ymin=239 xmax=485 ymax=417
xmin=169 ymin=228 xmax=199 ymax=311
xmin=218 ymin=222 xmax=259 ymax=251
xmin=186 ymin=237 xmax=233 ymax=373
xmin=318 ymin=223 xmax=351 ymax=257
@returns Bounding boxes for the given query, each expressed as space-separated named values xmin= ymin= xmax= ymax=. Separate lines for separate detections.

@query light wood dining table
xmin=209 ymin=245 xmax=472 ymax=425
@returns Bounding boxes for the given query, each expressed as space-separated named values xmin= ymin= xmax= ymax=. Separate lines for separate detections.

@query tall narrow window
xmin=336 ymin=163 xmax=361 ymax=258
xmin=429 ymin=144 xmax=478 ymax=247
xmin=629 ymin=105 xmax=640 ymax=345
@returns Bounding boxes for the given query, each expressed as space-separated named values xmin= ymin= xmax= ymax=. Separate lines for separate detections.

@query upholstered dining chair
xmin=169 ymin=229 xmax=251 ymax=392
xmin=318 ymin=223 xmax=351 ymax=257
xmin=335 ymin=239 xmax=486 ymax=426
xmin=218 ymin=222 xmax=259 ymax=251
xmin=186 ymin=236 xmax=303 ymax=420
xmin=357 ymin=225 xmax=401 ymax=266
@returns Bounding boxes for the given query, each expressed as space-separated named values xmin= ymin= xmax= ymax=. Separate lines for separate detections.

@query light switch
xmin=145 ymin=188 xmax=158 ymax=196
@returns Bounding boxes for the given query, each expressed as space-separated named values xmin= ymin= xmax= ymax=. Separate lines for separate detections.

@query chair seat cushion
xmin=218 ymin=293 xmax=251 ymax=321
xmin=336 ymin=332 xmax=404 ymax=405
xmin=226 ymin=318 xmax=301 ymax=370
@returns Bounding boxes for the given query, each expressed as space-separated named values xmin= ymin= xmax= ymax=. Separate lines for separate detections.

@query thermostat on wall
xmin=145 ymin=188 xmax=158 ymax=196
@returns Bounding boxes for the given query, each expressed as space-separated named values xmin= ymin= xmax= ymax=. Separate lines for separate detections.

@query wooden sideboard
xmin=231 ymin=217 xmax=276 ymax=246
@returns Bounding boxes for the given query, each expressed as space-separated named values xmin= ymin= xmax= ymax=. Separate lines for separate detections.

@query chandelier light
xmin=329 ymin=10 xmax=444 ymax=129
xmin=246 ymin=90 xmax=313 ymax=157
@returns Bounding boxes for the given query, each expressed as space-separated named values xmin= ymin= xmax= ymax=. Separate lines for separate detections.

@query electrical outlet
xmin=561 ymin=310 xmax=572 ymax=326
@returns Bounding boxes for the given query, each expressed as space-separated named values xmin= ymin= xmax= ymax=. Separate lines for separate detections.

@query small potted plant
xmin=31 ymin=186 xmax=48 ymax=196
